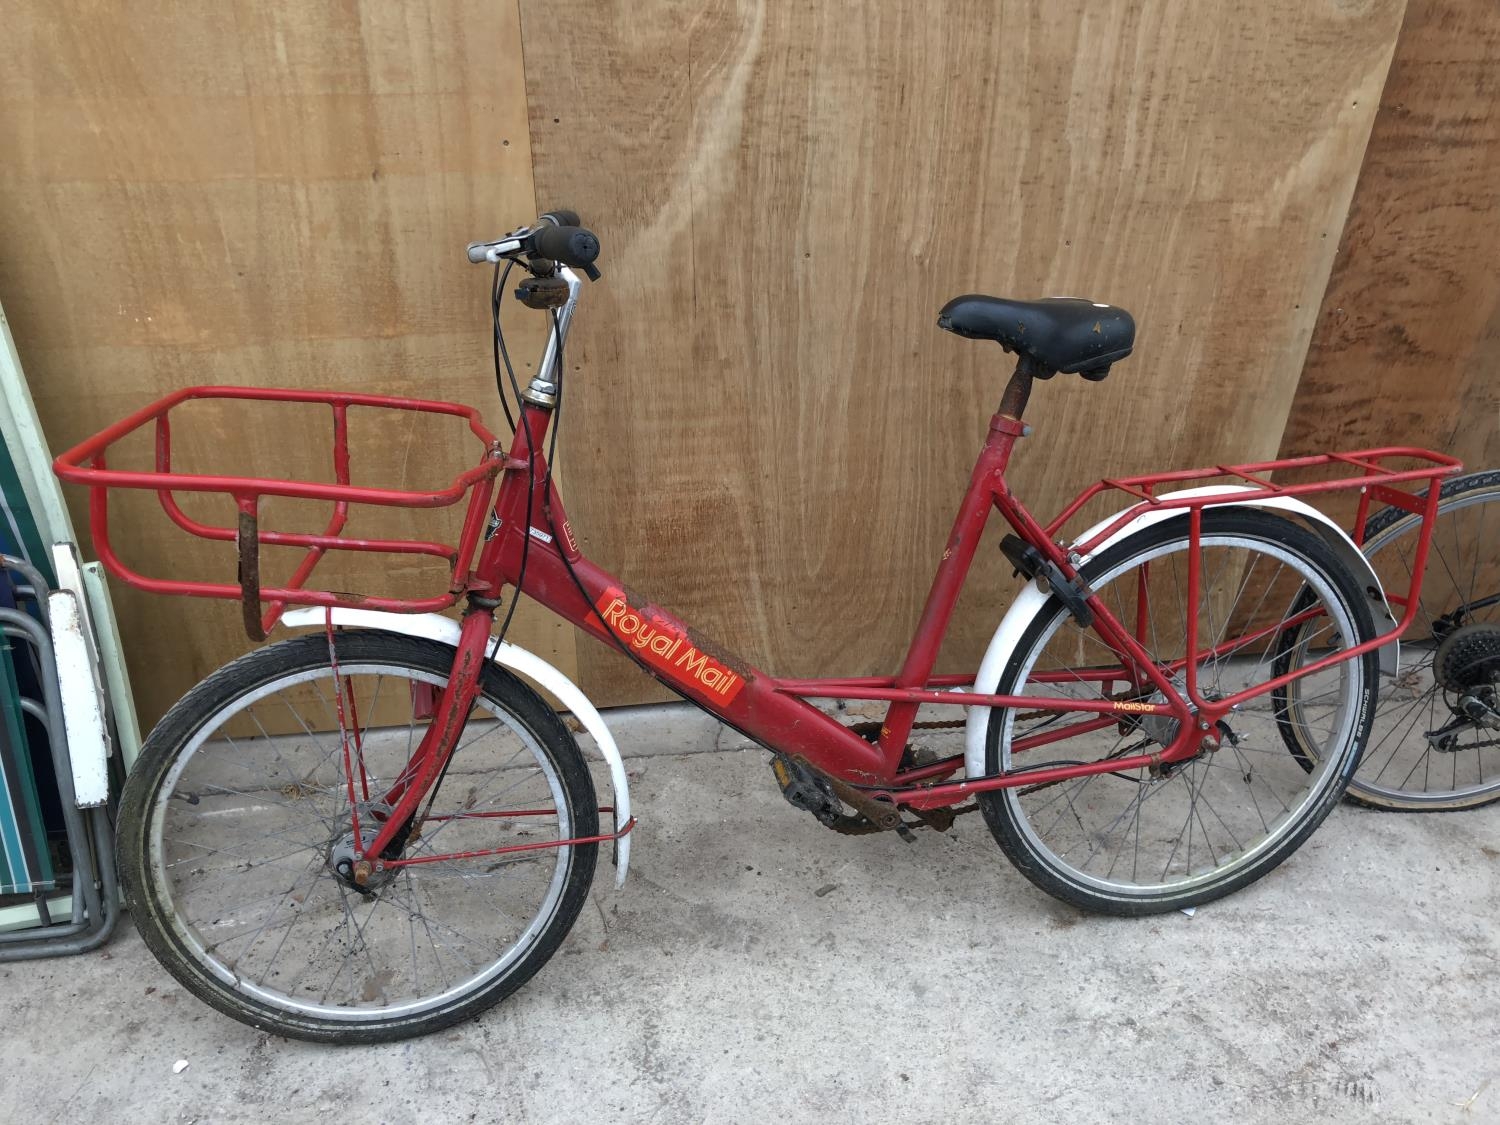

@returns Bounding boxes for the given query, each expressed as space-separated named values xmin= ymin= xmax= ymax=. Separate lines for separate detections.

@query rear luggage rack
xmin=1047 ymin=446 xmax=1462 ymax=551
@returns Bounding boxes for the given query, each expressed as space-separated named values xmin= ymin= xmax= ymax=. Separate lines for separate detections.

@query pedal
xmin=999 ymin=534 xmax=1094 ymax=627
xmin=771 ymin=754 xmax=842 ymax=827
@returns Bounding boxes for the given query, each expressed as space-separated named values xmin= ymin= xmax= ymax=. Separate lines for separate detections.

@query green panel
xmin=0 ymin=370 xmax=60 ymax=894
xmin=0 ymin=440 xmax=52 ymax=586
xmin=0 ymin=634 xmax=55 ymax=893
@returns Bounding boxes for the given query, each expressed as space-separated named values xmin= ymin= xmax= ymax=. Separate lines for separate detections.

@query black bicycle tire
xmin=116 ymin=630 xmax=599 ymax=1043
xmin=979 ymin=509 xmax=1378 ymax=916
xmin=1279 ymin=469 xmax=1500 ymax=811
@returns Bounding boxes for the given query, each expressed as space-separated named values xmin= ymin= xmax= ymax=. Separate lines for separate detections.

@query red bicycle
xmin=56 ymin=211 xmax=1460 ymax=1042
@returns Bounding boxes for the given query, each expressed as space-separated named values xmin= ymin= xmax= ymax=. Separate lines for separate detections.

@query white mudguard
xmin=963 ymin=487 xmax=1398 ymax=779
xmin=281 ymin=607 xmax=632 ymax=887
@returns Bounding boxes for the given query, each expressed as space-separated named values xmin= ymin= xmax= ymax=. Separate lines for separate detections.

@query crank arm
xmin=792 ymin=755 xmax=903 ymax=831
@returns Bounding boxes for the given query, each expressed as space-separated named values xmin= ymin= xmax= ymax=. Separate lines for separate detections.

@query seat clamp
xmin=989 ymin=413 xmax=1029 ymax=438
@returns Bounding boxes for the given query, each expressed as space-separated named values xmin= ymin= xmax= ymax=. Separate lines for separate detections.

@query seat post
xmin=999 ymin=356 xmax=1045 ymax=420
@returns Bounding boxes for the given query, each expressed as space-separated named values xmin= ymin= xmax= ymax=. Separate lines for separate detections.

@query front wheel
xmin=117 ymin=631 xmax=598 ymax=1043
xmin=979 ymin=509 xmax=1377 ymax=916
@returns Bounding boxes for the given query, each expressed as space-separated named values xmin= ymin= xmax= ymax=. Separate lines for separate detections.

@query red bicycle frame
xmin=55 ymin=364 xmax=1461 ymax=870
xmin=370 ymin=362 xmax=1456 ymax=855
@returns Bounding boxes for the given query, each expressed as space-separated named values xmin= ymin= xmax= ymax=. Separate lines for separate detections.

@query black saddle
xmin=938 ymin=295 xmax=1135 ymax=380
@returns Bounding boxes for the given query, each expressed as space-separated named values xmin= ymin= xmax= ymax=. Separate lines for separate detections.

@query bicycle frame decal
xmin=593 ymin=587 xmax=746 ymax=703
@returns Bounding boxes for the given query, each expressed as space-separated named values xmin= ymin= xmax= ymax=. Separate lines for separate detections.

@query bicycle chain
xmin=1444 ymin=735 xmax=1500 ymax=752
xmin=919 ymin=715 xmax=1077 ymax=729
xmin=819 ymin=709 xmax=1072 ymax=835
xmin=824 ymin=804 xmax=980 ymax=835
xmin=814 ymin=719 xmax=994 ymax=836
xmin=852 ymin=712 xmax=1057 ymax=737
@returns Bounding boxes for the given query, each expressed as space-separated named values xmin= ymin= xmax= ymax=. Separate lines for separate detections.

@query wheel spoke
xmin=1342 ymin=478 xmax=1500 ymax=806
xmin=986 ymin=511 xmax=1371 ymax=911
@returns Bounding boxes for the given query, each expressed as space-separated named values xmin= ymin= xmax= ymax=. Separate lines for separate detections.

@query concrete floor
xmin=3 ymin=706 xmax=1500 ymax=1124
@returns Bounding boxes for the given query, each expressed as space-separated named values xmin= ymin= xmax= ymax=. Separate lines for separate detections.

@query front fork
xmin=343 ymin=600 xmax=497 ymax=880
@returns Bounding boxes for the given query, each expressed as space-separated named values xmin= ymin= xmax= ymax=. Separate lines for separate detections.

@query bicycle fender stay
xmin=963 ymin=486 xmax=1398 ymax=780
xmin=281 ymin=607 xmax=633 ymax=887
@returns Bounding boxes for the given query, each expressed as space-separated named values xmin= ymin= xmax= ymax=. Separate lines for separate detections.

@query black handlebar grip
xmin=530 ymin=224 xmax=600 ymax=268
xmin=538 ymin=209 xmax=581 ymax=228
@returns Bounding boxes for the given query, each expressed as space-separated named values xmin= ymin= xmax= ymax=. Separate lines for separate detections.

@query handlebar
xmin=465 ymin=239 xmax=510 ymax=264
xmin=465 ymin=210 xmax=600 ymax=273
xmin=529 ymin=224 xmax=599 ymax=269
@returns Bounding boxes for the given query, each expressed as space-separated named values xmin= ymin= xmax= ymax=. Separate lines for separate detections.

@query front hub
xmin=328 ymin=828 xmax=395 ymax=895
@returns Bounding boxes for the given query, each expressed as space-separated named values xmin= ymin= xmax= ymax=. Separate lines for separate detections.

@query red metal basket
xmin=53 ymin=386 xmax=504 ymax=639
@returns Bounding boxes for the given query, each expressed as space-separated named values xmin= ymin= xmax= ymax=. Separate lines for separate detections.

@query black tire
xmin=117 ymin=631 xmax=598 ymax=1043
xmin=1276 ymin=469 xmax=1500 ymax=811
xmin=979 ymin=509 xmax=1377 ymax=916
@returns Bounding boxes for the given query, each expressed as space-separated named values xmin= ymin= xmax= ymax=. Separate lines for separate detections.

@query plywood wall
xmin=520 ymin=0 xmax=1405 ymax=703
xmin=1277 ymin=0 xmax=1500 ymax=475
xmin=0 ymin=1 xmax=572 ymax=723
xmin=9 ymin=0 xmax=1489 ymax=725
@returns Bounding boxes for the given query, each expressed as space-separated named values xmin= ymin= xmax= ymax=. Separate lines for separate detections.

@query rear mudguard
xmin=963 ymin=487 xmax=1398 ymax=779
xmin=281 ymin=607 xmax=632 ymax=887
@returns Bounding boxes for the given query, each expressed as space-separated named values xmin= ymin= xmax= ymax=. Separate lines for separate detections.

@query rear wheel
xmin=1277 ymin=470 xmax=1500 ymax=810
xmin=979 ymin=510 xmax=1377 ymax=915
xmin=117 ymin=631 xmax=598 ymax=1043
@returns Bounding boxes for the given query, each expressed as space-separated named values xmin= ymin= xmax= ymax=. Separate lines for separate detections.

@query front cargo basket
xmin=53 ymin=386 xmax=505 ymax=639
